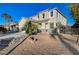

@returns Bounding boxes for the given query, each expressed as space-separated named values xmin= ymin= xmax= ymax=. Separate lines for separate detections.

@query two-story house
xmin=29 ymin=8 xmax=67 ymax=34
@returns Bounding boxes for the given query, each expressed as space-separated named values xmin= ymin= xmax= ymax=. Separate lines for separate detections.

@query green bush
xmin=26 ymin=22 xmax=38 ymax=35
xmin=21 ymin=26 xmax=27 ymax=31
xmin=19 ymin=19 xmax=38 ymax=35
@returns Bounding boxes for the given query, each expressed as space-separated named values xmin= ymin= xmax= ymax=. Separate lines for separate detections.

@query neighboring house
xmin=5 ymin=22 xmax=19 ymax=32
xmin=18 ymin=17 xmax=28 ymax=30
xmin=9 ymin=22 xmax=19 ymax=32
xmin=29 ymin=8 xmax=67 ymax=34
xmin=0 ymin=23 xmax=19 ymax=33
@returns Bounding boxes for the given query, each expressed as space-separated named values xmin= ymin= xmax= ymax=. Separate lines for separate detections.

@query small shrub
xmin=21 ymin=26 xmax=27 ymax=31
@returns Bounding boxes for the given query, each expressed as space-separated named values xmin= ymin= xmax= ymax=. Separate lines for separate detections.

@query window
xmin=51 ymin=11 xmax=53 ymax=17
xmin=50 ymin=23 xmax=54 ymax=28
xmin=38 ymin=15 xmax=39 ymax=18
xmin=39 ymin=23 xmax=41 ymax=25
xmin=42 ymin=13 xmax=45 ymax=18
xmin=56 ymin=12 xmax=58 ymax=17
xmin=46 ymin=29 xmax=48 ymax=32
xmin=45 ymin=23 xmax=48 ymax=25
xmin=56 ymin=23 xmax=58 ymax=26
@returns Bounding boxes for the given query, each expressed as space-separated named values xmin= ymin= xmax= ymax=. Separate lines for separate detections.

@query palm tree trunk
xmin=8 ymin=20 xmax=10 ymax=31
xmin=4 ymin=18 xmax=6 ymax=28
xmin=8 ymin=23 xmax=10 ymax=31
xmin=4 ymin=18 xmax=6 ymax=33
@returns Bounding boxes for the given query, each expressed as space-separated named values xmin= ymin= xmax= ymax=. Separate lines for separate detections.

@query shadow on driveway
xmin=57 ymin=34 xmax=79 ymax=55
xmin=50 ymin=34 xmax=57 ymax=40
xmin=61 ymin=35 xmax=76 ymax=43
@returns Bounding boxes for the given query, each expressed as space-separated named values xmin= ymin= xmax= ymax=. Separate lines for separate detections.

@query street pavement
xmin=0 ymin=31 xmax=26 ymax=40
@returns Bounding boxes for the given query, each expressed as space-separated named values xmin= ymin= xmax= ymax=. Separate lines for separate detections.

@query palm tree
xmin=2 ymin=13 xmax=9 ymax=33
xmin=2 ymin=13 xmax=8 ymax=28
xmin=2 ymin=13 xmax=12 ymax=31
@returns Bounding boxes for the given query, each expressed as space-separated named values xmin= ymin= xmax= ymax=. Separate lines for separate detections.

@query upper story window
xmin=42 ymin=13 xmax=45 ymax=18
xmin=51 ymin=11 xmax=53 ymax=17
xmin=56 ymin=12 xmax=58 ymax=17
xmin=38 ymin=15 xmax=39 ymax=19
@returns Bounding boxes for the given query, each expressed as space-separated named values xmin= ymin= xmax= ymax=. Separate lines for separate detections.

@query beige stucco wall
xmin=38 ymin=10 xmax=50 ymax=20
xmin=29 ymin=8 xmax=67 ymax=33
xmin=19 ymin=17 xmax=27 ymax=29
xmin=53 ymin=9 xmax=67 ymax=26
xmin=30 ymin=15 xmax=39 ymax=20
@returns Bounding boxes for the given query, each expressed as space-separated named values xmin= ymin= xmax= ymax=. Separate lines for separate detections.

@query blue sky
xmin=0 ymin=3 xmax=75 ymax=26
